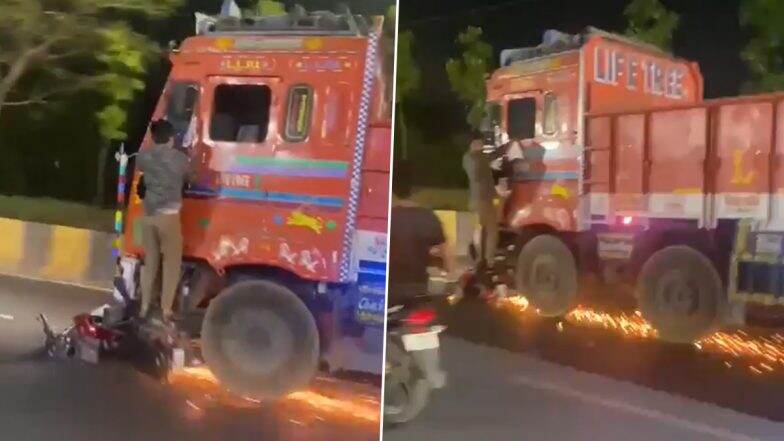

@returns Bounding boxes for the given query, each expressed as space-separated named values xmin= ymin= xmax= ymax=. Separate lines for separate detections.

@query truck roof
xmin=500 ymin=27 xmax=683 ymax=68
xmin=195 ymin=6 xmax=371 ymax=38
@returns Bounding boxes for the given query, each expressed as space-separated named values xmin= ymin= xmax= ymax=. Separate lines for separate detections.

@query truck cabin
xmin=116 ymin=8 xmax=391 ymax=397
xmin=484 ymin=28 xmax=704 ymax=231
xmin=124 ymin=8 xmax=392 ymax=284
xmin=486 ymin=28 xmax=704 ymax=146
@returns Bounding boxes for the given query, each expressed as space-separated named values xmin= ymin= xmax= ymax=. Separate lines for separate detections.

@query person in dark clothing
xmin=388 ymin=161 xmax=457 ymax=306
xmin=463 ymin=133 xmax=510 ymax=288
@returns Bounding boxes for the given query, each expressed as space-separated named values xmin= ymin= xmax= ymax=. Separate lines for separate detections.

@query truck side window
xmin=543 ymin=92 xmax=558 ymax=136
xmin=482 ymin=102 xmax=502 ymax=133
xmin=284 ymin=85 xmax=314 ymax=142
xmin=210 ymin=84 xmax=271 ymax=143
xmin=507 ymin=97 xmax=536 ymax=140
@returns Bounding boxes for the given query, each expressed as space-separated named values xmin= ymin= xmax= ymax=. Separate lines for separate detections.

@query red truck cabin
xmin=123 ymin=15 xmax=391 ymax=284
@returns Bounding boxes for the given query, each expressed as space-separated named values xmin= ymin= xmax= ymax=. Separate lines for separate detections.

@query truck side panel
xmin=713 ymin=102 xmax=772 ymax=221
xmin=586 ymin=94 xmax=784 ymax=228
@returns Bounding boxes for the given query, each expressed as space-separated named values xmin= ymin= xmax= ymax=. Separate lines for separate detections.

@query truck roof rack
xmin=500 ymin=27 xmax=672 ymax=67
xmin=197 ymin=4 xmax=369 ymax=37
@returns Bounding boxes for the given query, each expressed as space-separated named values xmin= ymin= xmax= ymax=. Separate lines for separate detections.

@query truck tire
xmin=637 ymin=245 xmax=722 ymax=344
xmin=384 ymin=341 xmax=431 ymax=425
xmin=201 ymin=280 xmax=319 ymax=399
xmin=515 ymin=234 xmax=577 ymax=317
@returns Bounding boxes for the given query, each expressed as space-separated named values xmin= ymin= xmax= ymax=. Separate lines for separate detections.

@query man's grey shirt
xmin=136 ymin=144 xmax=190 ymax=216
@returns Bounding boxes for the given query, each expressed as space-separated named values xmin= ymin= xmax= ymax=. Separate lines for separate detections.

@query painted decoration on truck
xmin=352 ymin=230 xmax=387 ymax=327
xmin=594 ymin=45 xmax=687 ymax=100
xmin=229 ymin=156 xmax=349 ymax=179
xmin=354 ymin=260 xmax=387 ymax=327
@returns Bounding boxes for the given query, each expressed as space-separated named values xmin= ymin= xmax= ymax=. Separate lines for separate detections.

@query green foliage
xmin=396 ymin=31 xmax=421 ymax=103
xmin=0 ymin=0 xmax=182 ymax=135
xmin=96 ymin=25 xmax=153 ymax=140
xmin=0 ymin=0 xmax=181 ymax=204
xmin=386 ymin=4 xmax=396 ymax=23
xmin=445 ymin=26 xmax=494 ymax=131
xmin=623 ymin=0 xmax=680 ymax=50
xmin=0 ymin=195 xmax=113 ymax=231
xmin=244 ymin=0 xmax=286 ymax=17
xmin=741 ymin=0 xmax=784 ymax=92
xmin=394 ymin=30 xmax=420 ymax=160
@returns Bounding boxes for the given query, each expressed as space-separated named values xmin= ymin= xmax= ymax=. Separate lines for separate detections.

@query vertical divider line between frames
xmin=381 ymin=8 xmax=401 ymax=433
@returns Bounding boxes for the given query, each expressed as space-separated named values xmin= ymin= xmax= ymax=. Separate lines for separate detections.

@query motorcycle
xmin=384 ymin=275 xmax=453 ymax=425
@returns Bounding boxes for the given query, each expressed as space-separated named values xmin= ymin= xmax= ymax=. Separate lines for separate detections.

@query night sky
xmin=398 ymin=0 xmax=749 ymax=135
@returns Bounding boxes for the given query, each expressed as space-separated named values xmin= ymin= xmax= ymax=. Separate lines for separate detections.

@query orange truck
xmin=484 ymin=27 xmax=784 ymax=343
xmin=117 ymin=8 xmax=391 ymax=398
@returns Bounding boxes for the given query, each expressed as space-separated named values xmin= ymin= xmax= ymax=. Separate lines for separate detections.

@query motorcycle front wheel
xmin=384 ymin=340 xmax=431 ymax=425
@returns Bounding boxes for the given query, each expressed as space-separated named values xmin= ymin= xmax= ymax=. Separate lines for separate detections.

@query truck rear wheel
xmin=515 ymin=234 xmax=577 ymax=317
xmin=637 ymin=245 xmax=722 ymax=343
xmin=201 ymin=280 xmax=319 ymax=399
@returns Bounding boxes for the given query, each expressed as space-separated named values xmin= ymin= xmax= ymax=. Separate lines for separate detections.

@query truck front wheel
xmin=515 ymin=234 xmax=577 ymax=317
xmin=201 ymin=280 xmax=319 ymax=399
xmin=637 ymin=245 xmax=722 ymax=343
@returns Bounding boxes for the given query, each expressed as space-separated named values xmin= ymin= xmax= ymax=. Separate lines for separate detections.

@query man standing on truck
xmin=463 ymin=135 xmax=508 ymax=292
xmin=136 ymin=120 xmax=191 ymax=323
xmin=389 ymin=161 xmax=457 ymax=306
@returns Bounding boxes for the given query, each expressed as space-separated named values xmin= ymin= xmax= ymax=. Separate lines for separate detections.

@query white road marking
xmin=513 ymin=374 xmax=763 ymax=441
xmin=0 ymin=314 xmax=13 ymax=320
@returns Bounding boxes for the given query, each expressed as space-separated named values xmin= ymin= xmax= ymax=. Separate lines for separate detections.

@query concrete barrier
xmin=0 ymin=217 xmax=114 ymax=289
xmin=0 ymin=211 xmax=477 ymax=288
xmin=434 ymin=210 xmax=477 ymax=257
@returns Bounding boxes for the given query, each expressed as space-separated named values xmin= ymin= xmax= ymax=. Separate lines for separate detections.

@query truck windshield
xmin=210 ymin=84 xmax=271 ymax=143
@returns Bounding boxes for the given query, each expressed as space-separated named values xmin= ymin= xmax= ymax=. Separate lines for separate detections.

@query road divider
xmin=0 ymin=217 xmax=113 ymax=290
xmin=0 ymin=211 xmax=475 ymax=288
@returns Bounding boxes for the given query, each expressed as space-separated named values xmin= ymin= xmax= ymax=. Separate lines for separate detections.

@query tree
xmin=0 ymin=0 xmax=181 ymax=121
xmin=93 ymin=25 xmax=156 ymax=204
xmin=395 ymin=30 xmax=421 ymax=160
xmin=0 ymin=0 xmax=181 ymax=204
xmin=741 ymin=0 xmax=784 ymax=92
xmin=445 ymin=26 xmax=493 ymax=131
xmin=623 ymin=0 xmax=680 ymax=50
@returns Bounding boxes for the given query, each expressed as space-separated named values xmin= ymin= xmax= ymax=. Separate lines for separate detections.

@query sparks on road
xmin=491 ymin=295 xmax=784 ymax=376
xmin=167 ymin=367 xmax=381 ymax=425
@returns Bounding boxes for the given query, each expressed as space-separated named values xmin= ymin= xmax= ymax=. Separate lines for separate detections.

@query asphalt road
xmin=384 ymin=294 xmax=784 ymax=441
xmin=0 ymin=275 xmax=380 ymax=441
